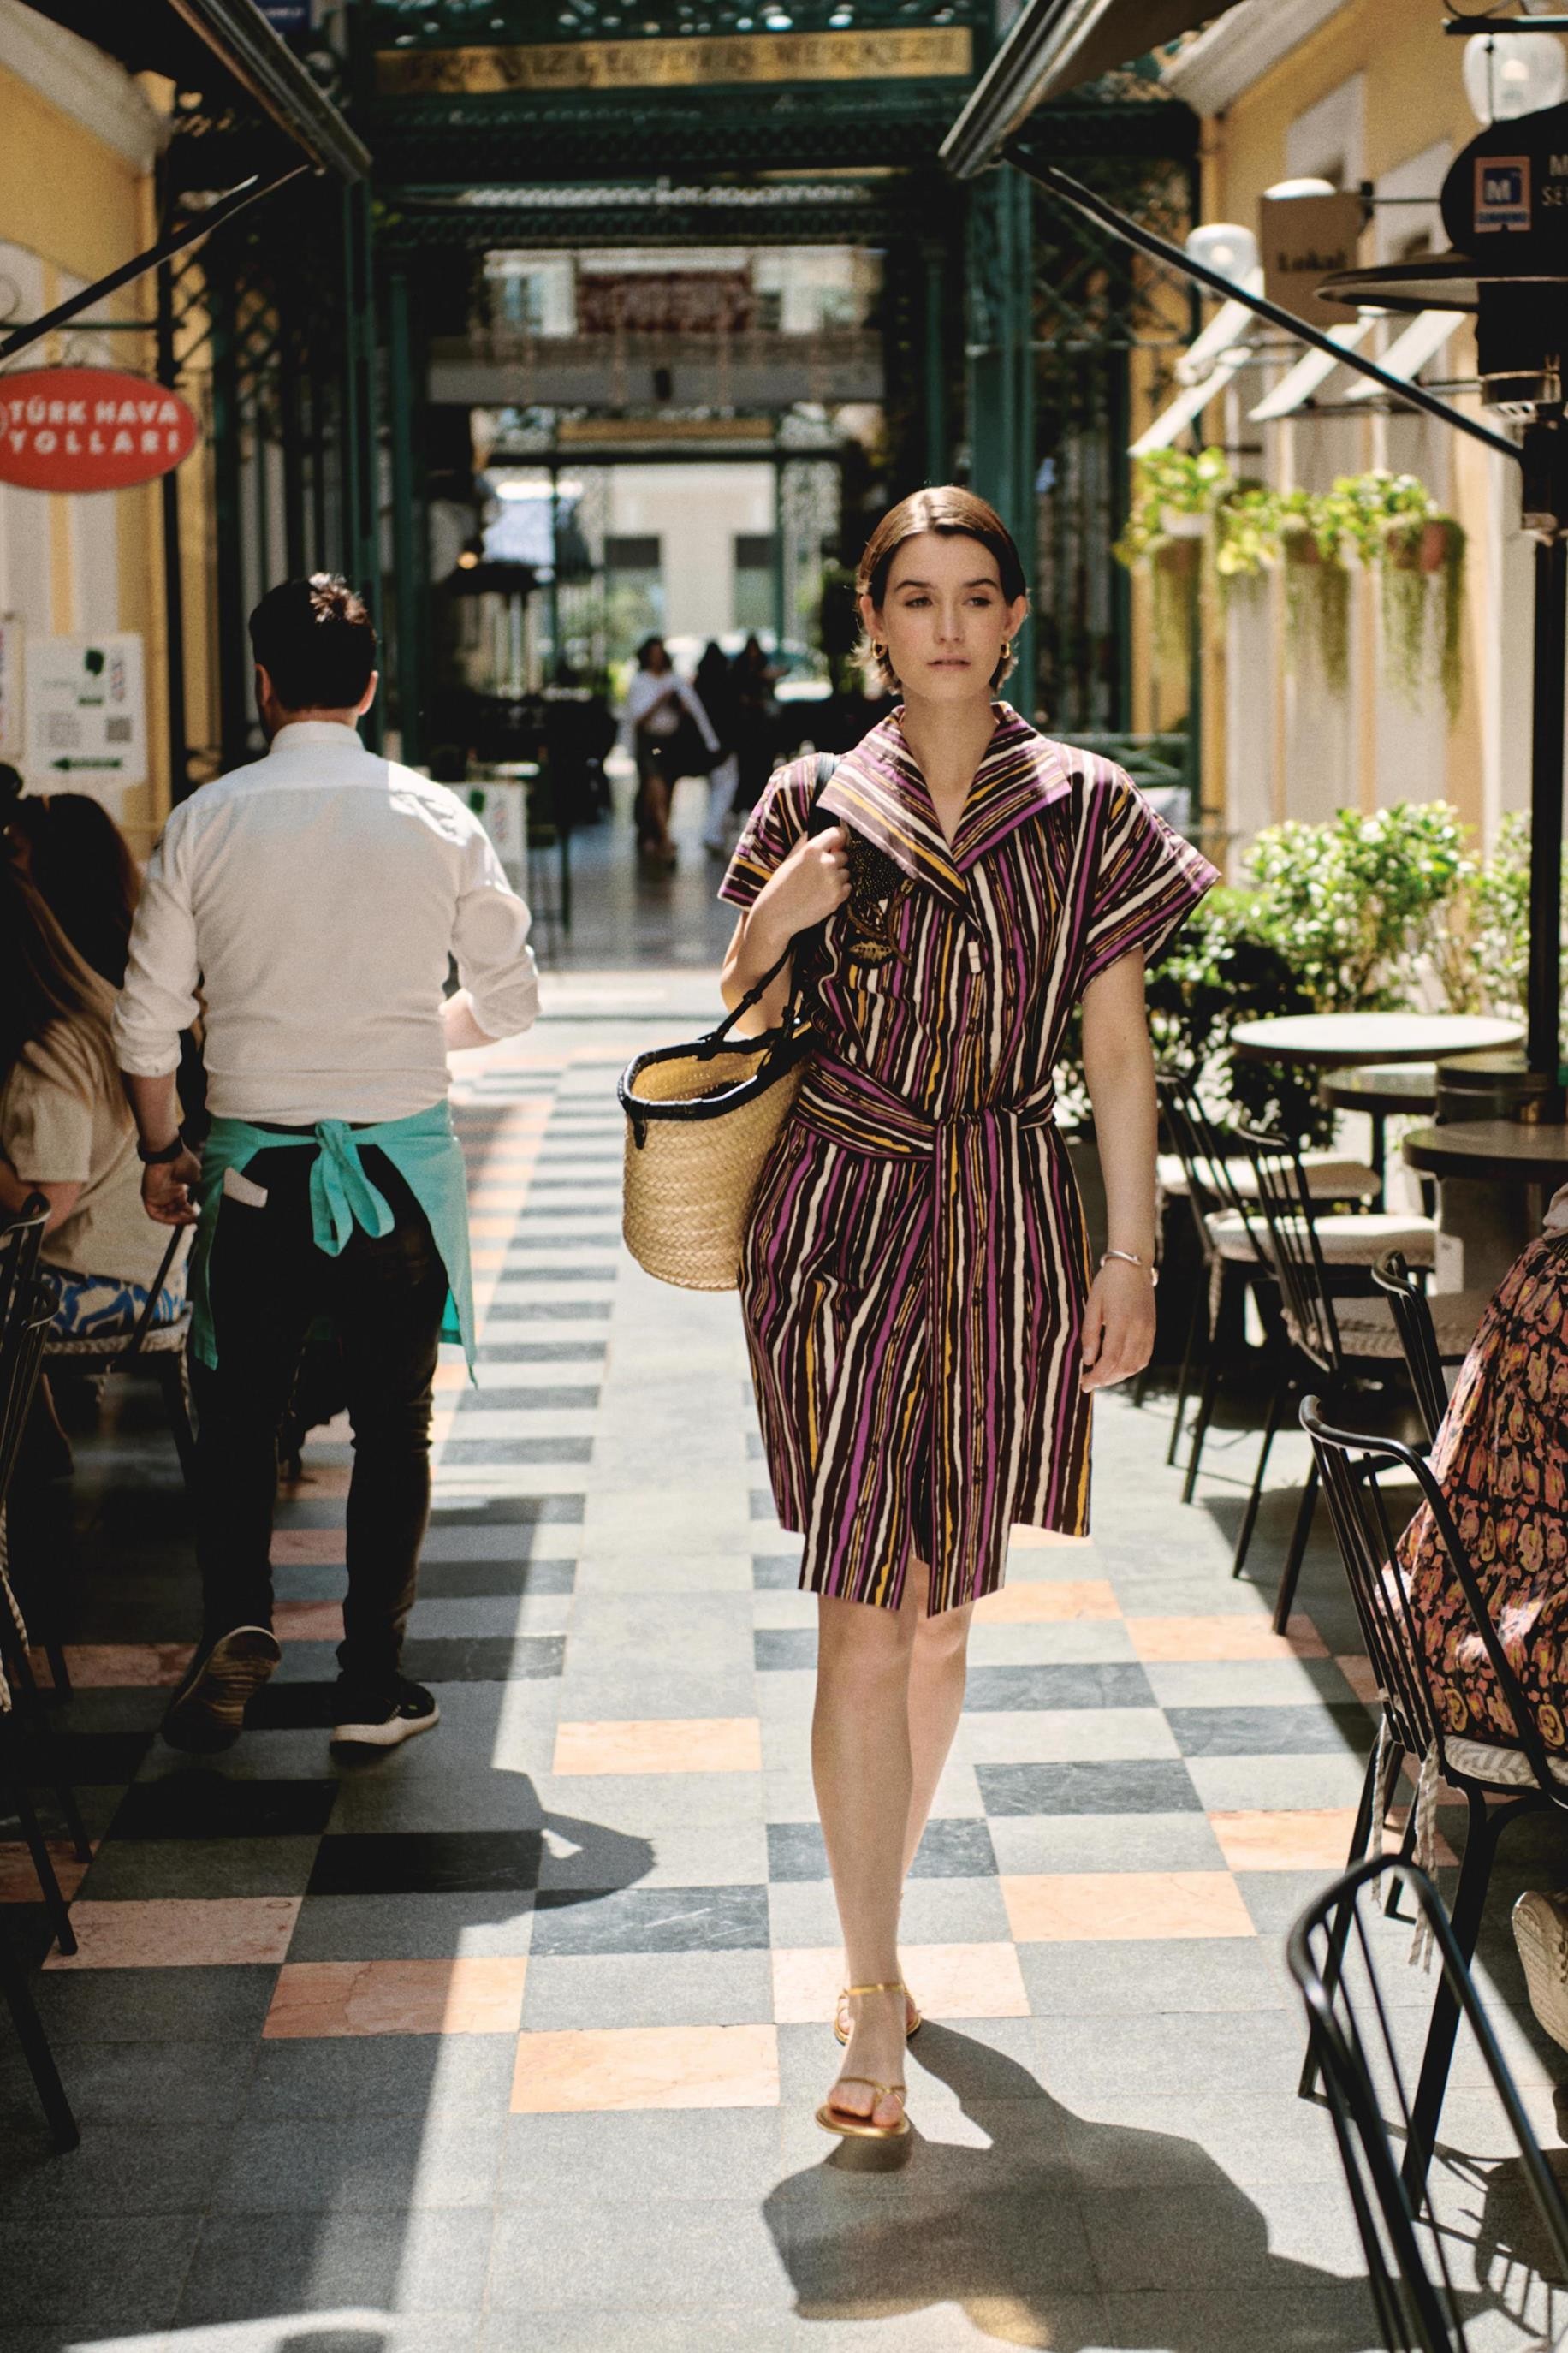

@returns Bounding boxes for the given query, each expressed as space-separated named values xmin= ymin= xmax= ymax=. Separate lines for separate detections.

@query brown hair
xmin=856 ymin=486 xmax=1028 ymax=694
xmin=0 ymin=859 xmax=127 ymax=1118
xmin=6 ymin=792 xmax=140 ymax=986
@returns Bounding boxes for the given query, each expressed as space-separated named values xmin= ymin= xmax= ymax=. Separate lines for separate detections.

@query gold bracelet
xmin=1100 ymin=1248 xmax=1158 ymax=1289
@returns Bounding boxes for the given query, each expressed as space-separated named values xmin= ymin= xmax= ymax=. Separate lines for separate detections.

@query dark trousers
xmin=193 ymin=1142 xmax=448 ymax=1690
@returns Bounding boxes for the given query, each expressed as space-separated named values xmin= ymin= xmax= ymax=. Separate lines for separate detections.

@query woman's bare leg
xmin=813 ymin=1589 xmax=917 ymax=2126
xmin=903 ymin=1562 xmax=974 ymax=1877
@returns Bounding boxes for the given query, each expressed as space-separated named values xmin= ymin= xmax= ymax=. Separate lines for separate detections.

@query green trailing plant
xmin=1115 ymin=454 xmax=1469 ymax=714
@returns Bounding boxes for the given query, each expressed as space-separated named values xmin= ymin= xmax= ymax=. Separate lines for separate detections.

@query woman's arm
xmin=0 ymin=1162 xmax=80 ymax=1233
xmin=719 ymin=825 xmax=850 ymax=1035
xmin=1078 ymin=951 xmax=1159 ymax=1393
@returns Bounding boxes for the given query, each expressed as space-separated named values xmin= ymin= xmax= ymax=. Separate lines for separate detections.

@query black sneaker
xmin=331 ymin=1677 xmax=439 ymax=1750
xmin=162 ymin=1626 xmax=282 ymax=1753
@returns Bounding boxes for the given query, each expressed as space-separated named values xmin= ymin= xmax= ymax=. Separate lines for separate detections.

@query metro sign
xmin=0 ymin=367 xmax=199 ymax=492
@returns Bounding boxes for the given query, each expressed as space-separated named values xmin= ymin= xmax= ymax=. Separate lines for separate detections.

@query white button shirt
xmin=114 ymin=722 xmax=539 ymax=1125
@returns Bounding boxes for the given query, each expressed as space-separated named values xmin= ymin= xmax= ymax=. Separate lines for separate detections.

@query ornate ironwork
xmin=369 ymin=0 xmax=980 ymax=45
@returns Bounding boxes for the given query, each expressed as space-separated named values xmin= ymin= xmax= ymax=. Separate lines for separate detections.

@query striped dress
xmin=719 ymin=704 xmax=1216 ymax=1615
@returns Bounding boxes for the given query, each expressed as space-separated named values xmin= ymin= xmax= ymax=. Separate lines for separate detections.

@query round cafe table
xmin=1402 ymin=1120 xmax=1568 ymax=1294
xmin=1321 ymin=1063 xmax=1439 ymax=1205
xmin=1228 ymin=1013 xmax=1523 ymax=1073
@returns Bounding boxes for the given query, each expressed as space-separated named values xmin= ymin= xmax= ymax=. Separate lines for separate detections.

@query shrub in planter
xmin=1244 ymin=801 xmax=1472 ymax=1013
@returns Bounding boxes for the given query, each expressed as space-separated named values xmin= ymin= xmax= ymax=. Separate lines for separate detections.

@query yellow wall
xmin=1186 ymin=0 xmax=1492 ymax=844
xmin=0 ymin=55 xmax=196 ymax=849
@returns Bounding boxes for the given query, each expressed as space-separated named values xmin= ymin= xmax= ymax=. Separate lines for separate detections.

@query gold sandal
xmin=816 ymin=2077 xmax=910 ymax=2141
xmin=833 ymin=1977 xmax=922 ymax=2047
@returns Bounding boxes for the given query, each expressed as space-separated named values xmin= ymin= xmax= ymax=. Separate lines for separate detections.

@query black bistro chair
xmin=1289 ymin=1857 xmax=1568 ymax=2351
xmin=0 ymin=1206 xmax=81 ymax=2150
xmin=1372 ymin=1249 xmax=1483 ymax=1452
xmin=1237 ymin=1126 xmax=1482 ymax=1631
xmin=1301 ymin=1396 xmax=1568 ymax=2204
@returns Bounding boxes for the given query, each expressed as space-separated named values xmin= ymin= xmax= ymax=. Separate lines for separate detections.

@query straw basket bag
xmin=619 ymin=756 xmax=834 ymax=1291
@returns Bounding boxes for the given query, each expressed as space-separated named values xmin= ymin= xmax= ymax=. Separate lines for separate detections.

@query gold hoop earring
xmin=1000 ymin=639 xmax=1012 ymax=663
xmin=870 ymin=639 xmax=888 ymax=663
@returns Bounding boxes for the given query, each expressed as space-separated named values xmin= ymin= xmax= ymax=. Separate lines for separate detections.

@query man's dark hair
xmin=249 ymin=574 xmax=377 ymax=711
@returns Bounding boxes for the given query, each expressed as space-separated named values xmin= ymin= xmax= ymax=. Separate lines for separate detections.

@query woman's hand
xmin=1079 ymin=1257 xmax=1157 ymax=1393
xmin=756 ymin=823 xmax=850 ymax=941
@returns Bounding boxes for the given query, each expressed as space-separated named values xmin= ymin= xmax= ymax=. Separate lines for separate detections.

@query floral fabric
xmin=1399 ymin=1236 xmax=1568 ymax=1752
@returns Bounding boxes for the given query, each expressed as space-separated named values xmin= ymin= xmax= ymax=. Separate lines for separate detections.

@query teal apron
xmin=188 ymin=1102 xmax=476 ymax=1379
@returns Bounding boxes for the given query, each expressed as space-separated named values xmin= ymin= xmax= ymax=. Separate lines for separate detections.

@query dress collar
xmin=819 ymin=704 xmax=1072 ymax=912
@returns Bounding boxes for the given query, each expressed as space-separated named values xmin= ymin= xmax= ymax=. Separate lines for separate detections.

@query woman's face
xmin=645 ymin=641 xmax=669 ymax=674
xmin=862 ymin=532 xmax=1027 ymax=705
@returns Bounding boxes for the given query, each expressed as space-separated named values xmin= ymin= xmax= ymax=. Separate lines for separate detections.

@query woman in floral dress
xmin=718 ymin=487 xmax=1215 ymax=2138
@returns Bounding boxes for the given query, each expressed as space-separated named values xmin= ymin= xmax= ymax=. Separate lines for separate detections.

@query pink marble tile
xmin=1209 ymin=1808 xmax=1458 ymax=1873
xmin=977 ymin=1581 xmax=1120 ymax=1624
xmin=772 ymin=1942 xmax=1029 ymax=2024
xmin=1002 ymin=1871 xmax=1256 ymax=1942
xmin=1335 ymin=1653 xmax=1381 ymax=1708
xmin=552 ymin=1719 xmax=762 ymax=1775
xmin=270 ymin=1528 xmax=346 ymax=1566
xmin=62 ymin=1644 xmax=193 ymax=1688
xmin=511 ymin=2024 xmax=779 ymax=2113
xmin=1007 ymin=1529 xmax=1092 ymax=1551
xmin=279 ymin=1465 xmax=353 ymax=1499
xmin=45 ymin=1898 xmax=301 ymax=1969
xmin=271 ymin=1601 xmax=345 ymax=1643
xmin=1126 ymin=1613 xmax=1329 ymax=1662
xmin=0 ymin=1840 xmax=94 ymax=1902
xmin=265 ymin=1958 xmax=528 ymax=2038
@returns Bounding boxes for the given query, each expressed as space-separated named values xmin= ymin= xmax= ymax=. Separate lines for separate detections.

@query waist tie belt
xmin=793 ymin=1057 xmax=1066 ymax=1609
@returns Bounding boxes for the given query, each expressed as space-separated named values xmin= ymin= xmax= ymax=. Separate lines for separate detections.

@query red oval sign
xmin=0 ymin=366 xmax=199 ymax=492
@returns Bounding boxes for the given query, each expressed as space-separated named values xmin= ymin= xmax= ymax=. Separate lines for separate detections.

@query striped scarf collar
xmin=819 ymin=703 xmax=1073 ymax=912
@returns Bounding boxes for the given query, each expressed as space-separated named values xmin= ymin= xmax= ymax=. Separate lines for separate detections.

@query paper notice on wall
xmin=24 ymin=632 xmax=147 ymax=797
xmin=0 ymin=623 xmax=19 ymax=763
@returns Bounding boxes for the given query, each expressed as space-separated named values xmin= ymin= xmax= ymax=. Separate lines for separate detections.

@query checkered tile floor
xmin=3 ymin=994 xmax=1566 ymax=2352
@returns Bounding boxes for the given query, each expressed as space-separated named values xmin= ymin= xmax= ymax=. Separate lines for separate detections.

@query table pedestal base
xmin=1435 ymin=1175 xmax=1535 ymax=1296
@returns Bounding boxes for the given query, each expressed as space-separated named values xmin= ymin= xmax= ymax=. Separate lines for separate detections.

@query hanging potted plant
xmin=1279 ymin=487 xmax=1352 ymax=698
xmin=1114 ymin=447 xmax=1235 ymax=677
xmin=1382 ymin=511 xmax=1467 ymax=721
xmin=1212 ymin=482 xmax=1282 ymax=602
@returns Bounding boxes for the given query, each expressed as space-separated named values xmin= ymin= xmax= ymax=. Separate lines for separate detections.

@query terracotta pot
xmin=1389 ymin=518 xmax=1450 ymax=574
xmin=1283 ymin=526 xmax=1322 ymax=567
xmin=1154 ymin=536 xmax=1200 ymax=579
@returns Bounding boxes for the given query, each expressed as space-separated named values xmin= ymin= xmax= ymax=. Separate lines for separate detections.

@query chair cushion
xmin=1332 ymin=1290 xmax=1489 ymax=1364
xmin=1207 ymin=1210 xmax=1437 ymax=1269
xmin=1443 ymin=1735 xmax=1568 ymax=1789
xmin=44 ymin=1312 xmax=191 ymax=1361
xmin=1160 ymin=1152 xmax=1380 ymax=1206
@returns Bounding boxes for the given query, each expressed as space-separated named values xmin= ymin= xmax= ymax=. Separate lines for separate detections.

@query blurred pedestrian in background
xmin=695 ymin=639 xmax=742 ymax=858
xmin=623 ymin=635 xmax=718 ymax=867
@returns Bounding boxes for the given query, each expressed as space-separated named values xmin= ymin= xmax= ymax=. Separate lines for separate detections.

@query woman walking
xmin=624 ymin=636 xmax=719 ymax=866
xmin=718 ymin=487 xmax=1215 ymax=2139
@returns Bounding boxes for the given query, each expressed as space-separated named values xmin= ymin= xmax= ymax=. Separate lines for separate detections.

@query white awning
xmin=1176 ymin=269 xmax=1265 ymax=386
xmin=1131 ymin=346 xmax=1250 ymax=455
xmin=1343 ymin=310 xmax=1464 ymax=402
xmin=1249 ymin=319 xmax=1373 ymax=422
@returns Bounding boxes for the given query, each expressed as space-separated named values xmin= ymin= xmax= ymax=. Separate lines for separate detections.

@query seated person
xmin=4 ymin=787 xmax=140 ymax=986
xmin=0 ymin=861 xmax=185 ymax=1338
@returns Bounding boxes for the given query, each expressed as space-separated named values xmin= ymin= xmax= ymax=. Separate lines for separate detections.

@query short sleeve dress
xmin=719 ymin=704 xmax=1217 ymax=1616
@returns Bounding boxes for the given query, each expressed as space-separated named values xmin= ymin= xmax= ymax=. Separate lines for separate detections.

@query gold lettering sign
xmin=376 ymin=27 xmax=973 ymax=96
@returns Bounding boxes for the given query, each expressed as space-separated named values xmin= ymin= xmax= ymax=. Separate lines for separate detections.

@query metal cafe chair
xmin=1371 ymin=1251 xmax=1488 ymax=1453
xmin=1289 ymin=1857 xmax=1568 ymax=2353
xmin=1300 ymin=1396 xmax=1568 ymax=2203
xmin=0 ymin=1207 xmax=81 ymax=2151
xmin=40 ymin=1227 xmax=196 ymax=1495
xmin=1236 ymin=1126 xmax=1449 ymax=1631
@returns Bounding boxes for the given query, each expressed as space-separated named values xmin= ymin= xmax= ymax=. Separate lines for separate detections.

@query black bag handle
xmin=699 ymin=752 xmax=839 ymax=1055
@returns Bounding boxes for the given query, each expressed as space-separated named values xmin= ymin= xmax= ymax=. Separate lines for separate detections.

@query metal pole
xmin=357 ymin=183 xmax=383 ymax=752
xmin=1009 ymin=157 xmax=1521 ymax=466
xmin=155 ymin=235 xmax=191 ymax=804
xmin=211 ymin=273 xmax=248 ymax=773
xmin=924 ymin=242 xmax=947 ymax=485
xmin=772 ymin=456 xmax=787 ymax=657
xmin=1010 ymin=166 xmax=1036 ymax=717
xmin=1529 ymin=529 xmax=1566 ymax=1082
xmin=0 ymin=169 xmax=310 ymax=365
xmin=388 ymin=269 xmax=422 ymax=765
xmin=549 ymin=463 xmax=561 ymax=677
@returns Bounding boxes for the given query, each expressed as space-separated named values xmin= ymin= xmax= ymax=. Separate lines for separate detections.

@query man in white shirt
xmin=115 ymin=574 xmax=538 ymax=1755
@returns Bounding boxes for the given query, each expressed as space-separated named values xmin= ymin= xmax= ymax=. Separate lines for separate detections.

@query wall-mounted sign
xmin=258 ymin=0 xmax=312 ymax=28
xmin=1260 ymin=190 xmax=1365 ymax=329
xmin=0 ymin=368 xmax=199 ymax=494
xmin=25 ymin=633 xmax=146 ymax=793
xmin=377 ymin=26 xmax=972 ymax=96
